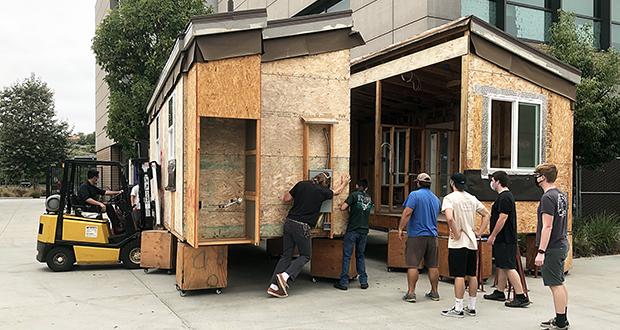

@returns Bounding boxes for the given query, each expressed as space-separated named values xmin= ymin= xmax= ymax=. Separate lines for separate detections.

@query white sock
xmin=282 ymin=272 xmax=290 ymax=282
xmin=468 ymin=296 xmax=477 ymax=310
xmin=270 ymin=284 xmax=278 ymax=291
xmin=455 ymin=298 xmax=464 ymax=312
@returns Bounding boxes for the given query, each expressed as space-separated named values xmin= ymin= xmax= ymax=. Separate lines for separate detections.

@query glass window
xmin=562 ymin=0 xmax=594 ymax=17
xmin=612 ymin=24 xmax=620 ymax=49
xmin=613 ymin=0 xmax=620 ymax=22
xmin=517 ymin=103 xmax=540 ymax=168
xmin=506 ymin=4 xmax=552 ymax=41
xmin=461 ymin=0 xmax=497 ymax=25
xmin=326 ymin=0 xmax=350 ymax=13
xmin=167 ymin=95 xmax=175 ymax=159
xmin=575 ymin=17 xmax=601 ymax=48
xmin=490 ymin=100 xmax=512 ymax=169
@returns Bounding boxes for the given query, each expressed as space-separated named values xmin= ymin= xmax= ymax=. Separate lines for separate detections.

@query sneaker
xmin=540 ymin=318 xmax=569 ymax=329
xmin=505 ymin=295 xmax=531 ymax=308
xmin=483 ymin=289 xmax=506 ymax=302
xmin=464 ymin=307 xmax=476 ymax=317
xmin=276 ymin=273 xmax=289 ymax=295
xmin=267 ymin=286 xmax=288 ymax=298
xmin=441 ymin=306 xmax=464 ymax=318
xmin=360 ymin=283 xmax=369 ymax=290
xmin=425 ymin=291 xmax=440 ymax=301
xmin=334 ymin=282 xmax=348 ymax=291
xmin=402 ymin=292 xmax=416 ymax=303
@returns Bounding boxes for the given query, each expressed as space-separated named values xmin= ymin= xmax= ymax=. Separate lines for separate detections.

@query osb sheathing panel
xmin=183 ymin=65 xmax=198 ymax=246
xmin=465 ymin=54 xmax=574 ymax=234
xmin=260 ymin=50 xmax=351 ymax=238
xmin=198 ymin=118 xmax=246 ymax=239
xmin=196 ymin=55 xmax=261 ymax=120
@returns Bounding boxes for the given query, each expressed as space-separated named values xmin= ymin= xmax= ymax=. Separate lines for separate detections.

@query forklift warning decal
xmin=85 ymin=226 xmax=98 ymax=238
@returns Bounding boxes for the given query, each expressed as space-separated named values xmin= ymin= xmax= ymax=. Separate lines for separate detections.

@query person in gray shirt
xmin=534 ymin=163 xmax=569 ymax=330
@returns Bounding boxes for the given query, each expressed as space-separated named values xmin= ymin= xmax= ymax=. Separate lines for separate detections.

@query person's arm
xmin=476 ymin=207 xmax=491 ymax=239
xmin=282 ymin=192 xmax=293 ymax=203
xmin=104 ymin=189 xmax=122 ymax=196
xmin=130 ymin=194 xmax=138 ymax=209
xmin=398 ymin=207 xmax=413 ymax=241
xmin=85 ymin=197 xmax=106 ymax=211
xmin=445 ymin=208 xmax=460 ymax=241
xmin=488 ymin=213 xmax=507 ymax=245
xmin=340 ymin=202 xmax=350 ymax=211
xmin=535 ymin=214 xmax=554 ymax=266
xmin=331 ymin=174 xmax=351 ymax=196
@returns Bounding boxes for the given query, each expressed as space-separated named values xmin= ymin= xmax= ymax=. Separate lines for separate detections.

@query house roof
xmin=351 ymin=16 xmax=581 ymax=101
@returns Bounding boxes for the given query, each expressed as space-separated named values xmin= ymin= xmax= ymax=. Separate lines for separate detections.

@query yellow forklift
xmin=37 ymin=159 xmax=155 ymax=271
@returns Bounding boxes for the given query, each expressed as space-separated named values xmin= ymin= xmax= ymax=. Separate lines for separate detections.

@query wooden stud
xmin=303 ymin=124 xmax=309 ymax=180
xmin=404 ymin=128 xmax=411 ymax=198
xmin=374 ymin=81 xmax=382 ymax=214
xmin=459 ymin=51 xmax=470 ymax=172
xmin=255 ymin=119 xmax=261 ymax=245
xmin=388 ymin=126 xmax=395 ymax=213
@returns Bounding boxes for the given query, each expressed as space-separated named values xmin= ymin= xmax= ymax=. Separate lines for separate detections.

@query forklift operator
xmin=77 ymin=170 xmax=123 ymax=213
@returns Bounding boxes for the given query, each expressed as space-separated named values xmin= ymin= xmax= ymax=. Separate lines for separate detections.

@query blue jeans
xmin=339 ymin=231 xmax=368 ymax=286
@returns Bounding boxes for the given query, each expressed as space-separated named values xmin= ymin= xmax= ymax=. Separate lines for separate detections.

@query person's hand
xmin=100 ymin=204 xmax=107 ymax=212
xmin=487 ymin=234 xmax=495 ymax=245
xmin=450 ymin=230 xmax=461 ymax=241
xmin=398 ymin=229 xmax=405 ymax=241
xmin=535 ymin=253 xmax=545 ymax=267
xmin=341 ymin=174 xmax=351 ymax=185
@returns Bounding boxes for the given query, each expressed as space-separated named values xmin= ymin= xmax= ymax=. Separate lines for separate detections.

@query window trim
xmin=155 ymin=115 xmax=160 ymax=159
xmin=486 ymin=95 xmax=544 ymax=174
xmin=167 ymin=94 xmax=175 ymax=160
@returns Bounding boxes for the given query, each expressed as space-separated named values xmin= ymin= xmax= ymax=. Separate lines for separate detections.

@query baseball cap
xmin=416 ymin=173 xmax=431 ymax=183
xmin=451 ymin=172 xmax=466 ymax=185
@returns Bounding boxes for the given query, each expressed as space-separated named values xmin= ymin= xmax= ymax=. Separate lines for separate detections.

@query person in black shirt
xmin=267 ymin=172 xmax=350 ymax=298
xmin=483 ymin=171 xmax=530 ymax=308
xmin=77 ymin=169 xmax=123 ymax=213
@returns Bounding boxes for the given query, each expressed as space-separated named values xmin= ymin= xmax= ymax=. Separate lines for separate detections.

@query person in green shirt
xmin=334 ymin=178 xmax=373 ymax=290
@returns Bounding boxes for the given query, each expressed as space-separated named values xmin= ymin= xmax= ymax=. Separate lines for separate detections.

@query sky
xmin=0 ymin=0 xmax=97 ymax=134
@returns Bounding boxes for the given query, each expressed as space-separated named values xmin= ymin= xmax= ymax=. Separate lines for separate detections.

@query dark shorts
xmin=493 ymin=242 xmax=517 ymax=270
xmin=448 ymin=248 xmax=478 ymax=278
xmin=406 ymin=236 xmax=438 ymax=268
xmin=542 ymin=246 xmax=567 ymax=286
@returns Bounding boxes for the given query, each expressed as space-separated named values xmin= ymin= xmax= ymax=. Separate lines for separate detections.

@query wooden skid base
xmin=438 ymin=236 xmax=492 ymax=280
xmin=140 ymin=230 xmax=177 ymax=270
xmin=311 ymin=238 xmax=357 ymax=280
xmin=175 ymin=242 xmax=227 ymax=293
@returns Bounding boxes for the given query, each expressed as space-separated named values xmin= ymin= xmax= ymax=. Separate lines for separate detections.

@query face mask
xmin=489 ymin=181 xmax=495 ymax=191
xmin=534 ymin=175 xmax=543 ymax=187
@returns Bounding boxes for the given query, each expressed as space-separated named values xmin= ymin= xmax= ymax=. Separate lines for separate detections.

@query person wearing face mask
xmin=482 ymin=171 xmax=530 ymax=307
xmin=533 ymin=164 xmax=570 ymax=330
xmin=267 ymin=172 xmax=350 ymax=298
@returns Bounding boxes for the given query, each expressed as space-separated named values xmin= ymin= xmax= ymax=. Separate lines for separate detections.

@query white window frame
xmin=167 ymin=94 xmax=175 ymax=160
xmin=155 ymin=115 xmax=160 ymax=159
xmin=486 ymin=95 xmax=543 ymax=174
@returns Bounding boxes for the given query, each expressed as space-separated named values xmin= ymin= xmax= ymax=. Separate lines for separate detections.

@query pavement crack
xmin=130 ymin=271 xmax=192 ymax=329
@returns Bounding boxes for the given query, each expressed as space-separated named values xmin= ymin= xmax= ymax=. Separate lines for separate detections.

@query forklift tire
xmin=46 ymin=246 xmax=75 ymax=272
xmin=121 ymin=239 xmax=141 ymax=269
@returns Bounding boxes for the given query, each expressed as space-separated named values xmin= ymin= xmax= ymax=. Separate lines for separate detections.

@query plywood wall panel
xmin=196 ymin=55 xmax=261 ymax=120
xmin=183 ymin=65 xmax=198 ymax=247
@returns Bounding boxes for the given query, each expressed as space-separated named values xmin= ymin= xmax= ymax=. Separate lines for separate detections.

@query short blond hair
xmin=534 ymin=163 xmax=558 ymax=183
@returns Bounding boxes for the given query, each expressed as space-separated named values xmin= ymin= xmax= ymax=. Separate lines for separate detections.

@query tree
xmin=92 ymin=0 xmax=212 ymax=156
xmin=547 ymin=11 xmax=620 ymax=168
xmin=0 ymin=74 xmax=70 ymax=185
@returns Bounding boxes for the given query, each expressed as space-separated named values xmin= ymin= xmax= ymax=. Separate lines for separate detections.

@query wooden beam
xmin=303 ymin=124 xmax=309 ymax=180
xmin=350 ymin=36 xmax=469 ymax=89
xmin=388 ymin=126 xmax=395 ymax=212
xmin=374 ymin=81 xmax=382 ymax=212
xmin=404 ymin=128 xmax=411 ymax=198
xmin=459 ymin=51 xmax=470 ymax=172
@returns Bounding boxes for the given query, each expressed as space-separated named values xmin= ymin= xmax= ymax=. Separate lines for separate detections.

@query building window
xmin=505 ymin=0 xmax=553 ymax=42
xmin=155 ymin=115 xmax=160 ymax=158
xmin=294 ymin=0 xmax=350 ymax=17
xmin=462 ymin=0 xmax=497 ymax=25
xmin=488 ymin=99 xmax=541 ymax=171
xmin=167 ymin=95 xmax=175 ymax=160
xmin=562 ymin=0 xmax=602 ymax=48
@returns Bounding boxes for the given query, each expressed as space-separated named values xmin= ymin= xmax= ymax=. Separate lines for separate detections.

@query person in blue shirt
xmin=398 ymin=173 xmax=441 ymax=303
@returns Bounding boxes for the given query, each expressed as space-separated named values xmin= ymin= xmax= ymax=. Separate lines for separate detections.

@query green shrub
xmin=573 ymin=212 xmax=620 ymax=257
xmin=31 ymin=191 xmax=41 ymax=198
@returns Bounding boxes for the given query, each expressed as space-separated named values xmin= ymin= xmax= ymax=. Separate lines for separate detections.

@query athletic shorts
xmin=448 ymin=247 xmax=477 ymax=278
xmin=406 ymin=236 xmax=438 ymax=268
xmin=493 ymin=242 xmax=517 ymax=270
xmin=542 ymin=246 xmax=567 ymax=286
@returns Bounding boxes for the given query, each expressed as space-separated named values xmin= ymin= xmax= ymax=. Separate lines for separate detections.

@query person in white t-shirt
xmin=130 ymin=184 xmax=141 ymax=228
xmin=440 ymin=173 xmax=490 ymax=319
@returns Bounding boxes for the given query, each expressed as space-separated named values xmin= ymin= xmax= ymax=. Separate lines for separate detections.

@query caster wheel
xmin=143 ymin=268 xmax=149 ymax=274
xmin=311 ymin=278 xmax=317 ymax=283
xmin=387 ymin=267 xmax=393 ymax=272
xmin=167 ymin=270 xmax=173 ymax=275
xmin=215 ymin=289 xmax=223 ymax=295
xmin=180 ymin=290 xmax=187 ymax=297
xmin=175 ymin=284 xmax=181 ymax=291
